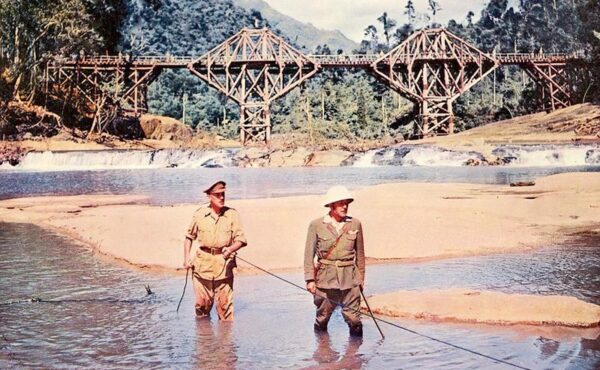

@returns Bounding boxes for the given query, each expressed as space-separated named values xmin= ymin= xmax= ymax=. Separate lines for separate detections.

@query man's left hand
xmin=223 ymin=247 xmax=232 ymax=259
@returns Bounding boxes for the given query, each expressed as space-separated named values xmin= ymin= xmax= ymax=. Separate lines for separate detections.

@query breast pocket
xmin=343 ymin=232 xmax=358 ymax=250
xmin=198 ymin=226 xmax=212 ymax=243
xmin=218 ymin=229 xmax=233 ymax=246
xmin=317 ymin=235 xmax=332 ymax=251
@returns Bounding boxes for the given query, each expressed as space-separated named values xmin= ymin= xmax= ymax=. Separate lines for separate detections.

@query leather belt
xmin=200 ymin=247 xmax=223 ymax=255
xmin=319 ymin=259 xmax=354 ymax=267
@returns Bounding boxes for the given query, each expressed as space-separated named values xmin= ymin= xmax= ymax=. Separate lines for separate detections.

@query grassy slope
xmin=417 ymin=103 xmax=600 ymax=156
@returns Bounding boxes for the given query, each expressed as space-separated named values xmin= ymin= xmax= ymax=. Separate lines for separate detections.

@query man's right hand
xmin=306 ymin=281 xmax=316 ymax=294
xmin=183 ymin=261 xmax=192 ymax=270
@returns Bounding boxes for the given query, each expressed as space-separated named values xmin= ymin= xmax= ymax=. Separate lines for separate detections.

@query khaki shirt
xmin=186 ymin=205 xmax=247 ymax=280
xmin=304 ymin=215 xmax=365 ymax=290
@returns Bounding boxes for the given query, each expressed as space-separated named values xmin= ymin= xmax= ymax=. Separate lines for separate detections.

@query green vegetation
xmin=0 ymin=0 xmax=124 ymax=101
xmin=0 ymin=0 xmax=599 ymax=141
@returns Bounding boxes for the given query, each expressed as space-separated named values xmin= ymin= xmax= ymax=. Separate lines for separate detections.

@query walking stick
xmin=176 ymin=268 xmax=190 ymax=313
xmin=360 ymin=289 xmax=385 ymax=340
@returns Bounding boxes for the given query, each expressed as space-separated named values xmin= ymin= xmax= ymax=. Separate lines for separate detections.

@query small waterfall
xmin=353 ymin=145 xmax=484 ymax=167
xmin=351 ymin=150 xmax=378 ymax=167
xmin=401 ymin=146 xmax=485 ymax=166
xmin=5 ymin=149 xmax=237 ymax=171
xmin=350 ymin=144 xmax=600 ymax=167
xmin=3 ymin=144 xmax=600 ymax=171
xmin=492 ymin=145 xmax=600 ymax=167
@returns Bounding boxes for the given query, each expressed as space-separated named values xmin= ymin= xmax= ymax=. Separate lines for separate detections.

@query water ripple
xmin=1 ymin=223 xmax=599 ymax=368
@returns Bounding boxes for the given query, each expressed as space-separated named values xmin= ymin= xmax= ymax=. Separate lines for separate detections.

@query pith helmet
xmin=204 ymin=180 xmax=226 ymax=194
xmin=323 ymin=185 xmax=354 ymax=207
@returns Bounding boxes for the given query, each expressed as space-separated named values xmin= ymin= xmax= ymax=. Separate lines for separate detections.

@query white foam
xmin=401 ymin=147 xmax=480 ymax=166
xmin=5 ymin=149 xmax=234 ymax=171
xmin=351 ymin=150 xmax=378 ymax=167
xmin=494 ymin=145 xmax=600 ymax=167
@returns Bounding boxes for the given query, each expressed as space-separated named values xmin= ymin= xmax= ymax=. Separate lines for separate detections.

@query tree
xmin=363 ymin=25 xmax=379 ymax=53
xmin=428 ymin=0 xmax=442 ymax=25
xmin=0 ymin=0 xmax=119 ymax=104
xmin=377 ymin=12 xmax=397 ymax=51
xmin=405 ymin=0 xmax=417 ymax=26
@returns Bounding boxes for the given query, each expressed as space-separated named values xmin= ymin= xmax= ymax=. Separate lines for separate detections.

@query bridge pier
xmin=522 ymin=62 xmax=571 ymax=111
xmin=240 ymin=103 xmax=271 ymax=143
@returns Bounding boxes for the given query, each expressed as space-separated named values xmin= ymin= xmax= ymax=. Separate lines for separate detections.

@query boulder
xmin=139 ymin=114 xmax=192 ymax=141
xmin=107 ymin=115 xmax=145 ymax=139
xmin=464 ymin=158 xmax=482 ymax=166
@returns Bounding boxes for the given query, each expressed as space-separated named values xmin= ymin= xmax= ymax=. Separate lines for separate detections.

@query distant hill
xmin=233 ymin=0 xmax=359 ymax=53
xmin=119 ymin=0 xmax=258 ymax=55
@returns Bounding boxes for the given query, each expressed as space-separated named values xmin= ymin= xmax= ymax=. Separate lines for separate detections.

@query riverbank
xmin=365 ymin=289 xmax=600 ymax=328
xmin=2 ymin=103 xmax=598 ymax=168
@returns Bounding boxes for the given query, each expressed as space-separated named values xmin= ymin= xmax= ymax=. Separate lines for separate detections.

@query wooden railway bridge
xmin=45 ymin=28 xmax=586 ymax=144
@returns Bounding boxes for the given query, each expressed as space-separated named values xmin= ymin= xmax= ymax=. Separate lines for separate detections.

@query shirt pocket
xmin=197 ymin=226 xmax=212 ymax=244
xmin=343 ymin=232 xmax=358 ymax=250
xmin=317 ymin=234 xmax=332 ymax=251
xmin=218 ymin=229 xmax=233 ymax=246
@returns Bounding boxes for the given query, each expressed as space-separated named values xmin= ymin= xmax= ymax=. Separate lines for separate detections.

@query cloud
xmin=263 ymin=0 xmax=488 ymax=42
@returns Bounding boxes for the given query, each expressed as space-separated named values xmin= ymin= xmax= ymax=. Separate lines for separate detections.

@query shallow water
xmin=1 ymin=165 xmax=599 ymax=204
xmin=1 ymin=223 xmax=598 ymax=369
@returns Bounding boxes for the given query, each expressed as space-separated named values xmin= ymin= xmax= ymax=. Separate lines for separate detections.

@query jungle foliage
xmin=1 ymin=0 xmax=599 ymax=140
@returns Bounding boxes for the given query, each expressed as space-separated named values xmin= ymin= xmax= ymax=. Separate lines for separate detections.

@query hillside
xmin=420 ymin=103 xmax=600 ymax=154
xmin=120 ymin=0 xmax=259 ymax=54
xmin=233 ymin=0 xmax=359 ymax=52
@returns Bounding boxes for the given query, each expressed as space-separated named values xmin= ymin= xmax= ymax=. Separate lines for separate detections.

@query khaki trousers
xmin=192 ymin=275 xmax=234 ymax=321
xmin=313 ymin=286 xmax=361 ymax=329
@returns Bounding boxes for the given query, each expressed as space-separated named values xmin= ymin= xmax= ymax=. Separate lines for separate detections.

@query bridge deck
xmin=49 ymin=52 xmax=585 ymax=69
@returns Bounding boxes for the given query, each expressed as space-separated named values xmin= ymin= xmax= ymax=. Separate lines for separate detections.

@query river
xmin=1 ymin=150 xmax=599 ymax=368
xmin=0 ymin=222 xmax=598 ymax=369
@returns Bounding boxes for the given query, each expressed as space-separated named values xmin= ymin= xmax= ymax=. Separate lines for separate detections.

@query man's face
xmin=209 ymin=191 xmax=225 ymax=209
xmin=329 ymin=199 xmax=350 ymax=220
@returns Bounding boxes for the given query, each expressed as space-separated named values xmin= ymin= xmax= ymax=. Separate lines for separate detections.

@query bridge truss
xmin=45 ymin=28 xmax=585 ymax=144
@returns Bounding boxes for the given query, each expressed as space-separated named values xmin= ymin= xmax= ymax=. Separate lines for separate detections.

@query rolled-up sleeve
xmin=231 ymin=210 xmax=247 ymax=246
xmin=186 ymin=216 xmax=198 ymax=240
xmin=304 ymin=221 xmax=318 ymax=282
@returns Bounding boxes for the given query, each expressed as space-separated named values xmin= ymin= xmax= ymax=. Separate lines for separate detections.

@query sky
xmin=261 ymin=0 xmax=490 ymax=42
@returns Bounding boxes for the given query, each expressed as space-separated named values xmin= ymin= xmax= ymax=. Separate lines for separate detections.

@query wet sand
xmin=1 ymin=172 xmax=599 ymax=272
xmin=364 ymin=289 xmax=600 ymax=328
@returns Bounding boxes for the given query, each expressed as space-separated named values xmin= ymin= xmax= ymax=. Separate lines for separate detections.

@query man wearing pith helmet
xmin=183 ymin=180 xmax=247 ymax=320
xmin=304 ymin=185 xmax=366 ymax=336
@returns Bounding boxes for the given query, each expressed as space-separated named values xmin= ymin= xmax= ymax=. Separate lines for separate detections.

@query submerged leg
xmin=215 ymin=276 xmax=234 ymax=321
xmin=341 ymin=286 xmax=362 ymax=337
xmin=314 ymin=288 xmax=337 ymax=331
xmin=192 ymin=275 xmax=215 ymax=318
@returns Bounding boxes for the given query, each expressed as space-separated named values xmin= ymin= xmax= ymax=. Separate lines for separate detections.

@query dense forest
xmin=0 ymin=0 xmax=599 ymax=141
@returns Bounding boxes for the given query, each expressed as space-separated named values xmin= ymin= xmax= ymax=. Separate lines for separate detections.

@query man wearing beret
xmin=183 ymin=180 xmax=247 ymax=320
xmin=304 ymin=185 xmax=365 ymax=337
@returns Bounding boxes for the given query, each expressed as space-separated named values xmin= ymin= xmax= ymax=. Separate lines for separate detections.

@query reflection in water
xmin=1 ymin=223 xmax=599 ymax=369
xmin=307 ymin=333 xmax=364 ymax=369
xmin=193 ymin=320 xmax=237 ymax=369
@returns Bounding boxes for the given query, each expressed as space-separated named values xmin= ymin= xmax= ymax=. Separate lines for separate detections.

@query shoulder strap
xmin=321 ymin=223 xmax=351 ymax=261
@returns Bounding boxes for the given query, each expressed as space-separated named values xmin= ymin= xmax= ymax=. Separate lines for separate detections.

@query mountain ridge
xmin=233 ymin=0 xmax=359 ymax=53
